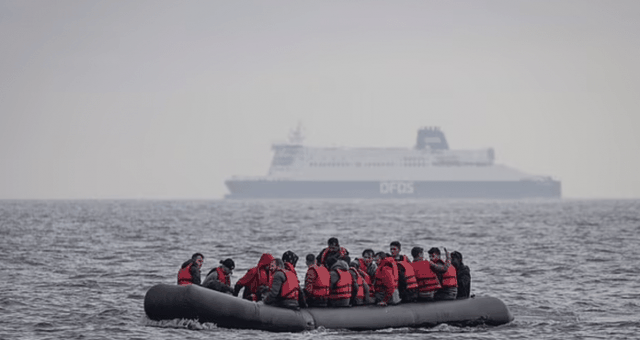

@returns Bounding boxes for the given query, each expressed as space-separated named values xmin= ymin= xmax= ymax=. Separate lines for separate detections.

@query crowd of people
xmin=176 ymin=237 xmax=471 ymax=310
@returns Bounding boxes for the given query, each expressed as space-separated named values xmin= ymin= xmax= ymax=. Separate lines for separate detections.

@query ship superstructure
xmin=225 ymin=126 xmax=561 ymax=199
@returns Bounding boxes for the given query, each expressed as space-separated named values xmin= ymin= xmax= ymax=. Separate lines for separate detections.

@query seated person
xmin=202 ymin=258 xmax=235 ymax=294
xmin=177 ymin=253 xmax=204 ymax=286
xmin=303 ymin=253 xmax=330 ymax=307
xmin=262 ymin=258 xmax=300 ymax=310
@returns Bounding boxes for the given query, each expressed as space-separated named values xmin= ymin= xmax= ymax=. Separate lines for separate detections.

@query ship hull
xmin=225 ymin=179 xmax=561 ymax=199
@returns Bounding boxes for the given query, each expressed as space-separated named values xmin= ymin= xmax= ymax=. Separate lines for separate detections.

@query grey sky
xmin=1 ymin=1 xmax=639 ymax=199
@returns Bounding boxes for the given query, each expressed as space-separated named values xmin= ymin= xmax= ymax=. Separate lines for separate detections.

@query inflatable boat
xmin=144 ymin=284 xmax=513 ymax=332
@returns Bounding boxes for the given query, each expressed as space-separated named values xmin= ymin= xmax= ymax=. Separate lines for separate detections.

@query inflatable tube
xmin=144 ymin=284 xmax=513 ymax=332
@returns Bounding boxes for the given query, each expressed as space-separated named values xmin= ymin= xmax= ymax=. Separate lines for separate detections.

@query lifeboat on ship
xmin=144 ymin=284 xmax=513 ymax=332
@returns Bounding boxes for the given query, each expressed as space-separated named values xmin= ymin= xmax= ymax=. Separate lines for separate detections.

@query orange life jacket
xmin=215 ymin=266 xmax=230 ymax=286
xmin=411 ymin=260 xmax=441 ymax=292
xmin=329 ymin=268 xmax=352 ymax=300
xmin=397 ymin=259 xmax=418 ymax=290
xmin=177 ymin=262 xmax=194 ymax=285
xmin=349 ymin=268 xmax=365 ymax=300
xmin=277 ymin=268 xmax=300 ymax=301
xmin=306 ymin=264 xmax=331 ymax=299
xmin=320 ymin=247 xmax=348 ymax=266
xmin=441 ymin=264 xmax=458 ymax=288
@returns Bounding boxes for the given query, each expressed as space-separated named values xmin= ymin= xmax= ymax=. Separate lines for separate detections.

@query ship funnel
xmin=416 ymin=127 xmax=449 ymax=150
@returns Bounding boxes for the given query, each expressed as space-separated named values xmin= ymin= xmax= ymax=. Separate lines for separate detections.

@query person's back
xmin=203 ymin=258 xmax=235 ymax=294
xmin=177 ymin=253 xmax=204 ymax=286
xmin=263 ymin=258 xmax=300 ymax=310
xmin=327 ymin=258 xmax=353 ymax=307
xmin=396 ymin=258 xmax=418 ymax=302
xmin=451 ymin=251 xmax=471 ymax=299
xmin=303 ymin=254 xmax=330 ymax=307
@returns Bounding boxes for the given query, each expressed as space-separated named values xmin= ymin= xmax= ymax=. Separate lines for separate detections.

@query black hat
xmin=220 ymin=258 xmax=235 ymax=270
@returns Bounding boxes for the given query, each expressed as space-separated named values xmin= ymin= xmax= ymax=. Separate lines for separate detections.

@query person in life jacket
xmin=303 ymin=253 xmax=330 ymax=307
xmin=233 ymin=253 xmax=274 ymax=301
xmin=177 ymin=253 xmax=204 ymax=286
xmin=202 ymin=258 xmax=235 ymax=294
xmin=261 ymin=258 xmax=300 ymax=310
xmin=428 ymin=247 xmax=457 ymax=301
xmin=389 ymin=241 xmax=418 ymax=302
xmin=410 ymin=246 xmax=441 ymax=301
xmin=451 ymin=251 xmax=471 ymax=299
xmin=349 ymin=260 xmax=371 ymax=305
xmin=357 ymin=248 xmax=378 ymax=280
xmin=282 ymin=250 xmax=299 ymax=277
xmin=317 ymin=237 xmax=350 ymax=268
xmin=326 ymin=257 xmax=354 ymax=307
xmin=373 ymin=252 xmax=401 ymax=306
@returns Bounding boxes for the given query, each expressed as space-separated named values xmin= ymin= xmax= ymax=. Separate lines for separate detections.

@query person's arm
xmin=362 ymin=280 xmax=371 ymax=304
xmin=263 ymin=272 xmax=284 ymax=305
xmin=378 ymin=270 xmax=395 ymax=306
xmin=349 ymin=270 xmax=359 ymax=302
xmin=190 ymin=265 xmax=201 ymax=285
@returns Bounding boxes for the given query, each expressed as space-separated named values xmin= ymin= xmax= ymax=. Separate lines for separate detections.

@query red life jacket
xmin=397 ymin=259 xmax=418 ymax=290
xmin=277 ymin=268 xmax=300 ymax=301
xmin=411 ymin=260 xmax=441 ymax=292
xmin=357 ymin=268 xmax=374 ymax=298
xmin=349 ymin=268 xmax=365 ymax=300
xmin=177 ymin=262 xmax=194 ymax=285
xmin=320 ymin=247 xmax=348 ymax=266
xmin=306 ymin=265 xmax=331 ymax=299
xmin=441 ymin=264 xmax=458 ymax=288
xmin=358 ymin=258 xmax=368 ymax=273
xmin=284 ymin=262 xmax=298 ymax=278
xmin=374 ymin=259 xmax=398 ymax=299
xmin=215 ymin=266 xmax=230 ymax=286
xmin=329 ymin=268 xmax=352 ymax=300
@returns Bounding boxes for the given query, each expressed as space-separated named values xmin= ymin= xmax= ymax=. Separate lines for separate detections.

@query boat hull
xmin=225 ymin=179 xmax=561 ymax=199
xmin=144 ymin=284 xmax=514 ymax=332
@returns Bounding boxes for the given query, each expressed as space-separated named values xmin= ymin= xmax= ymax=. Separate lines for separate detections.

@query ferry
xmin=224 ymin=126 xmax=561 ymax=199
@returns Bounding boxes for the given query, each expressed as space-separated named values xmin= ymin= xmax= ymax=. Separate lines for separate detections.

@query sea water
xmin=1 ymin=199 xmax=639 ymax=340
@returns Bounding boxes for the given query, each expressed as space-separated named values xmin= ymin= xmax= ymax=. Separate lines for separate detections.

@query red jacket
xmin=397 ymin=258 xmax=418 ymax=290
xmin=235 ymin=253 xmax=274 ymax=297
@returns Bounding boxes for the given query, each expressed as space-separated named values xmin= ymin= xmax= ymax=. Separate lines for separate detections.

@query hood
xmin=330 ymin=259 xmax=349 ymax=271
xmin=258 ymin=253 xmax=274 ymax=268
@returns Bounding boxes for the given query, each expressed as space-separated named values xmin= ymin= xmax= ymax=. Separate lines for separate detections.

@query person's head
xmin=270 ymin=258 xmax=284 ymax=273
xmin=349 ymin=260 xmax=359 ymax=268
xmin=374 ymin=251 xmax=387 ymax=265
xmin=282 ymin=250 xmax=299 ymax=267
xmin=305 ymin=253 xmax=316 ymax=267
xmin=451 ymin=251 xmax=463 ymax=267
xmin=328 ymin=237 xmax=340 ymax=252
xmin=428 ymin=247 xmax=441 ymax=261
xmin=362 ymin=249 xmax=375 ymax=265
xmin=390 ymin=241 xmax=401 ymax=256
xmin=411 ymin=246 xmax=424 ymax=260
xmin=192 ymin=253 xmax=204 ymax=268
xmin=220 ymin=258 xmax=235 ymax=274
xmin=325 ymin=256 xmax=338 ymax=269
